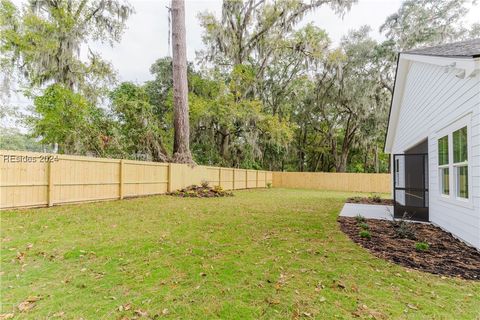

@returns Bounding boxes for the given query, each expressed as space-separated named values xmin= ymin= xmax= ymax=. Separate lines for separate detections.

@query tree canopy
xmin=2 ymin=0 xmax=479 ymax=172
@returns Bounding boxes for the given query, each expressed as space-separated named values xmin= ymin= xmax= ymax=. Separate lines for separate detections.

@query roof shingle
xmin=403 ymin=39 xmax=480 ymax=58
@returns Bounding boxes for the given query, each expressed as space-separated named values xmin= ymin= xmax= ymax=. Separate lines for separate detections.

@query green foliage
xmin=359 ymin=222 xmax=370 ymax=230
xmin=380 ymin=0 xmax=479 ymax=52
xmin=415 ymin=242 xmax=430 ymax=252
xmin=3 ymin=0 xmax=479 ymax=174
xmin=0 ymin=128 xmax=50 ymax=152
xmin=28 ymin=84 xmax=114 ymax=155
xmin=188 ymin=66 xmax=294 ymax=168
xmin=391 ymin=214 xmax=417 ymax=240
xmin=359 ymin=230 xmax=371 ymax=239
xmin=355 ymin=214 xmax=366 ymax=224
xmin=0 ymin=0 xmax=133 ymax=100
xmin=110 ymin=82 xmax=170 ymax=161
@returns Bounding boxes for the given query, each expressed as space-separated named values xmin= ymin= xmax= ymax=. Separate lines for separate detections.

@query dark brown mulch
xmin=338 ymin=216 xmax=480 ymax=280
xmin=168 ymin=185 xmax=233 ymax=198
xmin=346 ymin=197 xmax=394 ymax=206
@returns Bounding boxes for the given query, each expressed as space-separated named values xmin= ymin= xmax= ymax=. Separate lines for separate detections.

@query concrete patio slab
xmin=339 ymin=203 xmax=393 ymax=220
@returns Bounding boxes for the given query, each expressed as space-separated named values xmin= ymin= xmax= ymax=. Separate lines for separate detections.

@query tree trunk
xmin=171 ymin=0 xmax=194 ymax=164
xmin=374 ymin=145 xmax=380 ymax=173
xmin=335 ymin=149 xmax=349 ymax=172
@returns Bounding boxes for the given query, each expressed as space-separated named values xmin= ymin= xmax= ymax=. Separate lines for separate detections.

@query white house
xmin=385 ymin=39 xmax=480 ymax=249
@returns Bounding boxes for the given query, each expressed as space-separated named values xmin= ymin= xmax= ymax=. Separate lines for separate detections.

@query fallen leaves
xmin=274 ymin=273 xmax=289 ymax=291
xmin=314 ymin=281 xmax=325 ymax=292
xmin=0 ymin=314 xmax=14 ymax=320
xmin=134 ymin=309 xmax=148 ymax=317
xmin=336 ymin=281 xmax=346 ymax=289
xmin=406 ymin=303 xmax=418 ymax=310
xmin=18 ymin=296 xmax=42 ymax=312
xmin=15 ymin=252 xmax=25 ymax=263
xmin=352 ymin=304 xmax=387 ymax=319
xmin=265 ymin=297 xmax=280 ymax=305
xmin=118 ymin=303 xmax=132 ymax=312
xmin=52 ymin=311 xmax=65 ymax=318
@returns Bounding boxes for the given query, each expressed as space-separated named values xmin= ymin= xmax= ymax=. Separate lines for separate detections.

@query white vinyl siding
xmin=391 ymin=60 xmax=480 ymax=249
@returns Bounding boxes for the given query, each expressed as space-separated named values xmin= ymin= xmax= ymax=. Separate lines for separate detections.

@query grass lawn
xmin=1 ymin=188 xmax=479 ymax=319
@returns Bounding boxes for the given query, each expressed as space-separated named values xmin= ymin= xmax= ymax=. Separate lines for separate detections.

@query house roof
xmin=404 ymin=38 xmax=480 ymax=58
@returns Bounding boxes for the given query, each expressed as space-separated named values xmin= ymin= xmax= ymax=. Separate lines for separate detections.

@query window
xmin=453 ymin=127 xmax=468 ymax=199
xmin=437 ymin=122 xmax=470 ymax=202
xmin=438 ymin=135 xmax=449 ymax=195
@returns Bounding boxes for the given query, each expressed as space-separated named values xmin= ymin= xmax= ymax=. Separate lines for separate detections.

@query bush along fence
xmin=0 ymin=150 xmax=272 ymax=209
xmin=272 ymin=171 xmax=391 ymax=194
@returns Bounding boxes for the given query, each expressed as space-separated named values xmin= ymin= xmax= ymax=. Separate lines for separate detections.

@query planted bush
xmin=355 ymin=214 xmax=366 ymax=224
xmin=359 ymin=230 xmax=371 ymax=239
xmin=390 ymin=212 xmax=416 ymax=240
xmin=415 ymin=242 xmax=430 ymax=252
xmin=359 ymin=222 xmax=369 ymax=230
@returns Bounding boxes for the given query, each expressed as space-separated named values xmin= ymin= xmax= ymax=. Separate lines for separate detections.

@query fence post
xmin=232 ymin=169 xmax=236 ymax=190
xmin=256 ymin=170 xmax=259 ymax=188
xmin=265 ymin=171 xmax=267 ymax=187
xmin=245 ymin=170 xmax=248 ymax=189
xmin=167 ymin=163 xmax=172 ymax=192
xmin=119 ymin=160 xmax=124 ymax=199
xmin=47 ymin=161 xmax=54 ymax=207
xmin=218 ymin=168 xmax=222 ymax=188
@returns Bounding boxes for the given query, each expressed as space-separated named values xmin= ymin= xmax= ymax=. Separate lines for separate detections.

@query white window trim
xmin=436 ymin=114 xmax=473 ymax=209
xmin=438 ymin=165 xmax=449 ymax=197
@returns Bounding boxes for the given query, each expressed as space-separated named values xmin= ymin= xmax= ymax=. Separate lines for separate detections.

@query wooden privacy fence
xmin=0 ymin=150 xmax=272 ymax=210
xmin=272 ymin=171 xmax=391 ymax=194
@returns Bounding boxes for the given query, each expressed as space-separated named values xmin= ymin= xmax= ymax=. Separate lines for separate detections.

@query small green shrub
xmin=415 ymin=242 xmax=429 ymax=252
xmin=201 ymin=180 xmax=209 ymax=188
xmin=266 ymin=182 xmax=272 ymax=189
xmin=359 ymin=230 xmax=371 ymax=239
xmin=370 ymin=193 xmax=382 ymax=203
xmin=359 ymin=222 xmax=369 ymax=230
xmin=355 ymin=214 xmax=366 ymax=223
xmin=390 ymin=212 xmax=416 ymax=240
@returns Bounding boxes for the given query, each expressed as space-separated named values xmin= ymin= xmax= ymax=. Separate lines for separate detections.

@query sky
xmin=4 ymin=0 xmax=480 ymax=129
xmin=97 ymin=0 xmax=479 ymax=83
xmin=101 ymin=0 xmax=406 ymax=83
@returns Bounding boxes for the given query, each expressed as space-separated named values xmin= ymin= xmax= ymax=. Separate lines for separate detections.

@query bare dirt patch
xmin=338 ymin=217 xmax=480 ymax=280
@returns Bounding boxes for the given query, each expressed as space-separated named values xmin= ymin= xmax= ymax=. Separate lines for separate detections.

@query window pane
xmin=453 ymin=127 xmax=468 ymax=163
xmin=438 ymin=136 xmax=449 ymax=165
xmin=440 ymin=167 xmax=449 ymax=195
xmin=456 ymin=166 xmax=468 ymax=198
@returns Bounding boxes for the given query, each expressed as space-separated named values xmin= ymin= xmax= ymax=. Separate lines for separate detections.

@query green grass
xmin=1 ymin=188 xmax=479 ymax=319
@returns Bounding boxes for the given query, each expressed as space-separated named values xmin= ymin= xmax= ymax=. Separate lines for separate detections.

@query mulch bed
xmin=338 ymin=216 xmax=480 ymax=280
xmin=168 ymin=185 xmax=233 ymax=198
xmin=346 ymin=197 xmax=394 ymax=206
